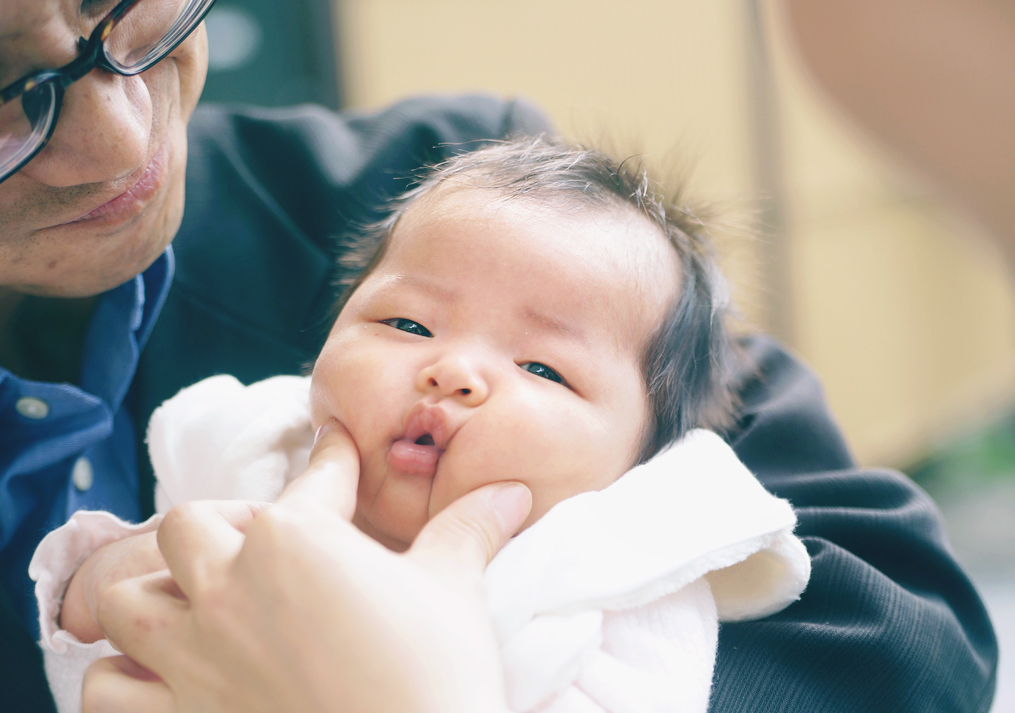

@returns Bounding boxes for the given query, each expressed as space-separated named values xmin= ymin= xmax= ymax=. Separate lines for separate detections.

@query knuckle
xmin=469 ymin=519 xmax=501 ymax=562
xmin=80 ymin=676 xmax=106 ymax=713
xmin=94 ymin=579 xmax=130 ymax=623
xmin=252 ymin=503 xmax=309 ymax=544
xmin=160 ymin=501 xmax=200 ymax=532
xmin=250 ymin=504 xmax=291 ymax=540
xmin=240 ymin=507 xmax=301 ymax=568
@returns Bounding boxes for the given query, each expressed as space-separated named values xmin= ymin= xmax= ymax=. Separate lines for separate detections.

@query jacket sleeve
xmin=710 ymin=334 xmax=998 ymax=712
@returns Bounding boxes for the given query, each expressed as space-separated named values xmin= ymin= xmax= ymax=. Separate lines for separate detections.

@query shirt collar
xmin=79 ymin=247 xmax=175 ymax=409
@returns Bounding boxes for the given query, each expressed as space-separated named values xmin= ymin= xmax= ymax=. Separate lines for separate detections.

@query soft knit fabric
xmin=32 ymin=375 xmax=810 ymax=713
xmin=30 ymin=511 xmax=161 ymax=713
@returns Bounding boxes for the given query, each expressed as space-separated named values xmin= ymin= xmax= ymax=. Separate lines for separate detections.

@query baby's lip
xmin=401 ymin=403 xmax=453 ymax=451
xmin=386 ymin=403 xmax=454 ymax=478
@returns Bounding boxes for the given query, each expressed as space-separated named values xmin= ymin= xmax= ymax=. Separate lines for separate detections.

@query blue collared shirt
xmin=0 ymin=249 xmax=174 ymax=640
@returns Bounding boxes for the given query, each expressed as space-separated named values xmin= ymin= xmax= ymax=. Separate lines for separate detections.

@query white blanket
xmin=32 ymin=374 xmax=810 ymax=713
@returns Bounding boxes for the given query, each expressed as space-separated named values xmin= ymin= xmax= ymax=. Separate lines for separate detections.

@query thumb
xmin=408 ymin=482 xmax=532 ymax=574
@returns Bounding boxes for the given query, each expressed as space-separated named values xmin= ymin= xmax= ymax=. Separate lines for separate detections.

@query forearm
xmin=721 ymin=336 xmax=998 ymax=711
xmin=712 ymin=493 xmax=997 ymax=712
xmin=781 ymin=0 xmax=1015 ymax=247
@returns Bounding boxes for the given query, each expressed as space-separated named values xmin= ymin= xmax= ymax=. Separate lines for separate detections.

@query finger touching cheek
xmin=278 ymin=419 xmax=360 ymax=520
xmin=409 ymin=481 xmax=532 ymax=576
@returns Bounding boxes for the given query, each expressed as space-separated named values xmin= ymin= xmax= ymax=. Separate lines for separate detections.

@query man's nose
xmin=20 ymin=69 xmax=151 ymax=187
xmin=416 ymin=349 xmax=490 ymax=407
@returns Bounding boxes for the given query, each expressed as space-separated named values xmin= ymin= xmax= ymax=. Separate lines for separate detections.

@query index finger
xmin=277 ymin=419 xmax=360 ymax=520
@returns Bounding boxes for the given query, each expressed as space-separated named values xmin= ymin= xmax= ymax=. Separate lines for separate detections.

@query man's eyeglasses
xmin=0 ymin=0 xmax=217 ymax=185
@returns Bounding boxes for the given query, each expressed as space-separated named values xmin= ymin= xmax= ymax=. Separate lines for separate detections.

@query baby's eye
xmin=381 ymin=318 xmax=433 ymax=337
xmin=521 ymin=362 xmax=565 ymax=385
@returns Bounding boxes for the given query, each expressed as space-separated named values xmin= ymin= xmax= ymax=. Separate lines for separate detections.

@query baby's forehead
xmin=400 ymin=182 xmax=677 ymax=267
xmin=390 ymin=185 xmax=682 ymax=349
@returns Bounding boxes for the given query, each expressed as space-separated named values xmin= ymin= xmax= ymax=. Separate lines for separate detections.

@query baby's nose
xmin=417 ymin=353 xmax=489 ymax=406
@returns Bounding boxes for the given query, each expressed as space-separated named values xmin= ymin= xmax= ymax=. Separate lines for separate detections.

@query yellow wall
xmin=334 ymin=0 xmax=1015 ymax=467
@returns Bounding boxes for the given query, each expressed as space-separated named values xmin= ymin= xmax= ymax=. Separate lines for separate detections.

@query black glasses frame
xmin=0 ymin=0 xmax=217 ymax=184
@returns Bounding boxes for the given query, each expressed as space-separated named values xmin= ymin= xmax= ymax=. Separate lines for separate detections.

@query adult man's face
xmin=0 ymin=0 xmax=209 ymax=297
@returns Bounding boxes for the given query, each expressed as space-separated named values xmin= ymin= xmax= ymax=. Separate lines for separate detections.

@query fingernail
xmin=491 ymin=482 xmax=532 ymax=535
xmin=314 ymin=419 xmax=338 ymax=445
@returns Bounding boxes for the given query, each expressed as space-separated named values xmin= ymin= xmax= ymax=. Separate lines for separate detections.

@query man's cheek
xmin=173 ymin=25 xmax=209 ymax=115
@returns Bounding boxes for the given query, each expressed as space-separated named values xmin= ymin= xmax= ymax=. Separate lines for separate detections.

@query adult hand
xmin=82 ymin=421 xmax=532 ymax=713
xmin=60 ymin=531 xmax=165 ymax=644
xmin=61 ymin=503 xmax=267 ymax=644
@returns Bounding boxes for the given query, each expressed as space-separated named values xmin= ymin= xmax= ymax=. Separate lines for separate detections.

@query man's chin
xmin=4 ymin=242 xmax=171 ymax=297
xmin=8 ymin=198 xmax=182 ymax=298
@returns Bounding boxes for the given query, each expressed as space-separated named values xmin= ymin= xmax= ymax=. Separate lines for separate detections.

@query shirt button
xmin=15 ymin=396 xmax=50 ymax=419
xmin=72 ymin=458 xmax=94 ymax=492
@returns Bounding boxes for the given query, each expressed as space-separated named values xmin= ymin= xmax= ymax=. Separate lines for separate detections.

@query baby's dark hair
xmin=333 ymin=136 xmax=741 ymax=463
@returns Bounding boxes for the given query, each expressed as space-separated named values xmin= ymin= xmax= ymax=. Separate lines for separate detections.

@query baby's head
xmin=311 ymin=137 xmax=738 ymax=550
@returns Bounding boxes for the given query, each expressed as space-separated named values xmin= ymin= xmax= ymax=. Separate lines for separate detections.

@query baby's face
xmin=310 ymin=188 xmax=679 ymax=550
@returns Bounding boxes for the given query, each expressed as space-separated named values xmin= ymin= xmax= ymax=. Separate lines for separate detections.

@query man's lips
xmin=60 ymin=143 xmax=168 ymax=226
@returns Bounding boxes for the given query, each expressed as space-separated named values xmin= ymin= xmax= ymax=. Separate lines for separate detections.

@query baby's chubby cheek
xmin=306 ymin=331 xmax=373 ymax=432
xmin=427 ymin=410 xmax=629 ymax=531
xmin=307 ymin=373 xmax=336 ymax=434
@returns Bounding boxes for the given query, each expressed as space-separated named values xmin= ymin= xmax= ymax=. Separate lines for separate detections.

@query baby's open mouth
xmin=388 ymin=432 xmax=442 ymax=477
xmin=390 ymin=405 xmax=451 ymax=477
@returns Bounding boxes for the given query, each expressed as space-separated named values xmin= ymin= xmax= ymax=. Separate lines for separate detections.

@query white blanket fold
xmin=32 ymin=374 xmax=810 ymax=713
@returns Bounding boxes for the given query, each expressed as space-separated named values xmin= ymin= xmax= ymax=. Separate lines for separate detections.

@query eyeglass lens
xmin=107 ymin=0 xmax=215 ymax=74
xmin=0 ymin=84 xmax=58 ymax=169
xmin=0 ymin=0 xmax=214 ymax=179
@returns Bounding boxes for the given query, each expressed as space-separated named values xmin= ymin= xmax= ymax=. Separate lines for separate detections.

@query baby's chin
xmin=355 ymin=465 xmax=541 ymax=550
xmin=356 ymin=486 xmax=548 ymax=552
xmin=352 ymin=502 xmax=426 ymax=553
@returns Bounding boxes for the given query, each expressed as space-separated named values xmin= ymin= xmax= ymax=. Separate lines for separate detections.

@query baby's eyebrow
xmin=381 ymin=274 xmax=458 ymax=303
xmin=521 ymin=308 xmax=593 ymax=349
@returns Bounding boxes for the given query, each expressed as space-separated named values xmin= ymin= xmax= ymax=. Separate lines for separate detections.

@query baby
xmin=32 ymin=137 xmax=810 ymax=713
